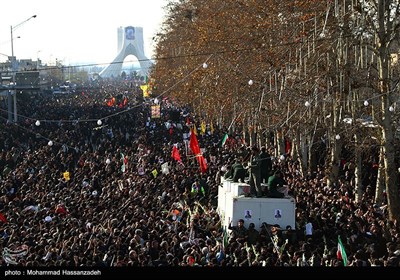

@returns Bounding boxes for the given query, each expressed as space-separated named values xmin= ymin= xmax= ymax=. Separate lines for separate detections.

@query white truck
xmin=218 ymin=178 xmax=296 ymax=230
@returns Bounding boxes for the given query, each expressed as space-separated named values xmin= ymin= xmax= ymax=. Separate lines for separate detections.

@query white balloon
xmin=335 ymin=134 xmax=341 ymax=140
xmin=202 ymin=63 xmax=208 ymax=69
xmin=279 ymin=155 xmax=285 ymax=161
xmin=389 ymin=106 xmax=395 ymax=112
xmin=97 ymin=119 xmax=102 ymax=126
xmin=92 ymin=190 xmax=98 ymax=196
xmin=248 ymin=79 xmax=253 ymax=86
xmin=44 ymin=216 xmax=52 ymax=222
xmin=105 ymin=158 xmax=111 ymax=164
xmin=35 ymin=120 xmax=41 ymax=126
xmin=305 ymin=101 xmax=310 ymax=107
xmin=48 ymin=140 xmax=53 ymax=146
xmin=363 ymin=100 xmax=369 ymax=106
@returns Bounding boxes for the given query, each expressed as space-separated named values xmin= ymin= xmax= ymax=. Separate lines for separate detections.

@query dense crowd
xmin=0 ymin=79 xmax=399 ymax=267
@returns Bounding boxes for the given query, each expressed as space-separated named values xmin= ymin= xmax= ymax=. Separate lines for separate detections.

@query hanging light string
xmin=0 ymin=115 xmax=76 ymax=149
xmin=2 ymin=81 xmax=393 ymax=128
xmin=1 ymin=54 xmax=214 ymax=126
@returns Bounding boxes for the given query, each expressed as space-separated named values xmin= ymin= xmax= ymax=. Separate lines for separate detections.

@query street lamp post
xmin=1 ymin=38 xmax=20 ymax=122
xmin=9 ymin=14 xmax=37 ymax=123
xmin=36 ymin=50 xmax=41 ymax=69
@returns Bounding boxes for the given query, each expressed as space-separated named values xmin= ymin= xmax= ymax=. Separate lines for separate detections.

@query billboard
xmin=125 ymin=26 xmax=135 ymax=40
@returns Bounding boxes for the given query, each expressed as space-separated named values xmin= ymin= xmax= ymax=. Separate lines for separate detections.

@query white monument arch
xmin=100 ymin=26 xmax=152 ymax=78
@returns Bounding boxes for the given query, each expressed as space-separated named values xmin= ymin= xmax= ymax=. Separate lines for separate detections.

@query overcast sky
xmin=0 ymin=0 xmax=168 ymax=66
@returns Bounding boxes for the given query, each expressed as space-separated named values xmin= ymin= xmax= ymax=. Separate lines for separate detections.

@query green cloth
xmin=267 ymin=175 xmax=286 ymax=198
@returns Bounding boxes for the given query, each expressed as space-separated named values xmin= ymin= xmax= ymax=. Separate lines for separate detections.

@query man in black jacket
xmin=225 ymin=157 xmax=246 ymax=183
xmin=259 ymin=147 xmax=272 ymax=184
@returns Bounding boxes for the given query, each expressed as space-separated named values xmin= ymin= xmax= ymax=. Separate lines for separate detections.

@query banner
xmin=63 ymin=171 xmax=70 ymax=181
xmin=140 ymin=84 xmax=150 ymax=97
xmin=161 ymin=162 xmax=169 ymax=175
xmin=151 ymin=105 xmax=161 ymax=119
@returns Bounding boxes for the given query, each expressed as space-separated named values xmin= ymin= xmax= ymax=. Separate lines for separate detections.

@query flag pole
xmin=227 ymin=111 xmax=244 ymax=131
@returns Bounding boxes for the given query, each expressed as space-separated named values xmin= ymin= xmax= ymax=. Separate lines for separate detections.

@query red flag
xmin=190 ymin=129 xmax=207 ymax=173
xmin=55 ymin=205 xmax=68 ymax=216
xmin=172 ymin=145 xmax=182 ymax=162
xmin=197 ymin=154 xmax=208 ymax=173
xmin=189 ymin=129 xmax=201 ymax=155
xmin=107 ymin=97 xmax=115 ymax=107
xmin=0 ymin=212 xmax=7 ymax=223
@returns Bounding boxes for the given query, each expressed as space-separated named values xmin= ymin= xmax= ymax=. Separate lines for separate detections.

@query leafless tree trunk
xmin=375 ymin=146 xmax=385 ymax=206
xmin=375 ymin=0 xmax=400 ymax=221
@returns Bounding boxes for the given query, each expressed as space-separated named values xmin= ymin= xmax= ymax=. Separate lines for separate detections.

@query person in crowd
xmin=267 ymin=170 xmax=288 ymax=198
xmin=228 ymin=218 xmax=248 ymax=244
xmin=191 ymin=179 xmax=206 ymax=199
xmin=259 ymin=146 xmax=272 ymax=184
xmin=225 ymin=157 xmax=246 ymax=183
xmin=247 ymin=146 xmax=263 ymax=197
xmin=247 ymin=223 xmax=260 ymax=245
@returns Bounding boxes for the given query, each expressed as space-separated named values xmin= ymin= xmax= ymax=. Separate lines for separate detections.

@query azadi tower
xmin=100 ymin=26 xmax=152 ymax=78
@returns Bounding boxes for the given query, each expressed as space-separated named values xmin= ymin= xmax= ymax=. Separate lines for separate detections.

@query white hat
xmin=44 ymin=216 xmax=52 ymax=222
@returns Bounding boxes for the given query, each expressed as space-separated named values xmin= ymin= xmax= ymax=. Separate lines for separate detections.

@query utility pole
xmin=9 ymin=15 xmax=37 ymax=123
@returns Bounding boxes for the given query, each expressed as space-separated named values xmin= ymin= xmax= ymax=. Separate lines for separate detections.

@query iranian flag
xmin=121 ymin=153 xmax=128 ymax=173
xmin=221 ymin=133 xmax=229 ymax=147
xmin=337 ymin=236 xmax=347 ymax=266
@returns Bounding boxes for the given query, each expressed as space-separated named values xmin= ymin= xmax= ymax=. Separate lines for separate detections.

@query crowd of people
xmin=0 ymin=78 xmax=399 ymax=268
